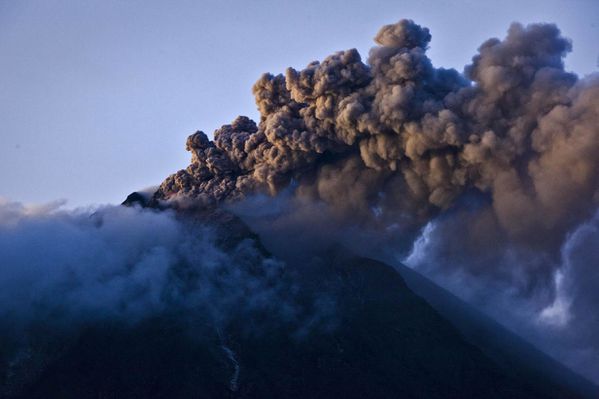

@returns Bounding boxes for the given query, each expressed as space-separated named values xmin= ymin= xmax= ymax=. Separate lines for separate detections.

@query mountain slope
xmin=5 ymin=201 xmax=595 ymax=398
xmin=396 ymin=263 xmax=599 ymax=398
xmin=14 ymin=254 xmax=589 ymax=398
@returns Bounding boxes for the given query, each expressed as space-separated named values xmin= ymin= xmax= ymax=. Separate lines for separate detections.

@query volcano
xmin=3 ymin=198 xmax=594 ymax=399
xmin=2 ymin=16 xmax=599 ymax=398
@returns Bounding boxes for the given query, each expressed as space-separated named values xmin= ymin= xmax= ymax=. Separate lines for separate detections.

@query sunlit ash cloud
xmin=150 ymin=19 xmax=599 ymax=382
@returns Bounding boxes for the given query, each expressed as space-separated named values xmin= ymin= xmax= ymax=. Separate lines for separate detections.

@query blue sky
xmin=1 ymin=0 xmax=597 ymax=207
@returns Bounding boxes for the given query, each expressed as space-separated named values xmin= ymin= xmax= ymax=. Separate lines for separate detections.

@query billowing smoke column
xmin=154 ymin=19 xmax=599 ymax=381
xmin=157 ymin=19 xmax=598 ymax=275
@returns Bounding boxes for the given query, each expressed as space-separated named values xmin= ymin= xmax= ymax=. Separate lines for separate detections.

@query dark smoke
xmin=157 ymin=19 xmax=598 ymax=264
xmin=153 ymin=19 xmax=599 ymax=382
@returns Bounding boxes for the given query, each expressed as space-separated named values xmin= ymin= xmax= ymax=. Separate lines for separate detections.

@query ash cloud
xmin=153 ymin=19 xmax=599 ymax=382
xmin=157 ymin=19 xmax=599 ymax=270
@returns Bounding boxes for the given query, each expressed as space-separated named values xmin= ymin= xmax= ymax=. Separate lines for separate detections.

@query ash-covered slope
xmin=8 ymin=201 xmax=593 ymax=399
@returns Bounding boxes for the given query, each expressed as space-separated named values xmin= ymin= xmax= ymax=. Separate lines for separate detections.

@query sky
xmin=1 ymin=0 xmax=597 ymax=207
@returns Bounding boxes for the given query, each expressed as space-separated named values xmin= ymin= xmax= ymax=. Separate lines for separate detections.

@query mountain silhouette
xmin=6 ymin=197 xmax=596 ymax=398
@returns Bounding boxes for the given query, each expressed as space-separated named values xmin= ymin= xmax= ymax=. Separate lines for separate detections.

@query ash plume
xmin=154 ymin=19 xmax=599 ymax=381
xmin=157 ymin=19 xmax=599 ymax=259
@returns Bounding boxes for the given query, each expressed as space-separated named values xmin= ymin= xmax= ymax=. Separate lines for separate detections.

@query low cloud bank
xmin=0 ymin=199 xmax=335 ymax=395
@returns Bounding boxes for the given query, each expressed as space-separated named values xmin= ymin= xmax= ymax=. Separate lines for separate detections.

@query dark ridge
xmin=396 ymin=263 xmax=599 ymax=398
xmin=11 ymin=250 xmax=589 ymax=398
xmin=121 ymin=191 xmax=150 ymax=208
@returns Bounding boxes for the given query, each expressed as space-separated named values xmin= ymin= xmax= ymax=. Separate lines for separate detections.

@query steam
xmin=154 ymin=19 xmax=599 ymax=382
